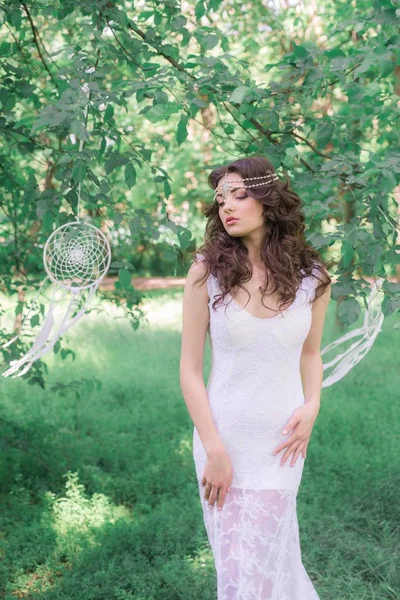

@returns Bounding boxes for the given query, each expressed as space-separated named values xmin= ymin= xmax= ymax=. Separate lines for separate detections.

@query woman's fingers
xmin=207 ymin=484 xmax=219 ymax=506
xmin=273 ymin=432 xmax=300 ymax=457
xmin=290 ymin=443 xmax=305 ymax=466
xmin=203 ymin=481 xmax=217 ymax=504
xmin=203 ymin=482 xmax=211 ymax=501
xmin=280 ymin=441 xmax=301 ymax=466
xmin=217 ymin=486 xmax=227 ymax=511
xmin=203 ymin=481 xmax=231 ymax=509
xmin=273 ymin=428 xmax=303 ymax=455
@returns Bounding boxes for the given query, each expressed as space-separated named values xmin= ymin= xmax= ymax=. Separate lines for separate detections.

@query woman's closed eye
xmin=217 ymin=195 xmax=247 ymax=207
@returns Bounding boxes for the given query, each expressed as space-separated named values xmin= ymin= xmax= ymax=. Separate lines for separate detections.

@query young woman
xmin=180 ymin=156 xmax=331 ymax=599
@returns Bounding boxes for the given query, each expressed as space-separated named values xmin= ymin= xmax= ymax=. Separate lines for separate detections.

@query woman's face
xmin=216 ymin=173 xmax=265 ymax=238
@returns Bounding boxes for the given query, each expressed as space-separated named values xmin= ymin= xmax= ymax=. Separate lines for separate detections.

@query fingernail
xmin=282 ymin=430 xmax=287 ymax=435
xmin=218 ymin=506 xmax=222 ymax=511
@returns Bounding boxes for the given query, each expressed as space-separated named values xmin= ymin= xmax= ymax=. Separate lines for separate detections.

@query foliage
xmin=0 ymin=0 xmax=399 ymax=387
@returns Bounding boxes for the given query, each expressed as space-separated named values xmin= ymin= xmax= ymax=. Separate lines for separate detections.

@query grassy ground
xmin=0 ymin=287 xmax=398 ymax=600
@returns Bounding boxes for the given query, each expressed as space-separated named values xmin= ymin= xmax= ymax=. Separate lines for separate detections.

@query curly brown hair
xmin=192 ymin=156 xmax=331 ymax=313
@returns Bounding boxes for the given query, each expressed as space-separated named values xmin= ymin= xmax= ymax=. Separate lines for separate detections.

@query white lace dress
xmin=192 ymin=255 xmax=321 ymax=600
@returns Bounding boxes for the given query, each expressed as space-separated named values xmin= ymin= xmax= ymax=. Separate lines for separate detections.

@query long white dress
xmin=192 ymin=254 xmax=321 ymax=600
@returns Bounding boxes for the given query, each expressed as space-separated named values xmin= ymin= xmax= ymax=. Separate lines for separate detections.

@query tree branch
xmin=123 ymin=17 xmax=331 ymax=159
xmin=21 ymin=3 xmax=59 ymax=89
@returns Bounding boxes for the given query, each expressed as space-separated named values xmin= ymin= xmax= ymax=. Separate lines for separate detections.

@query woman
xmin=180 ymin=156 xmax=331 ymax=599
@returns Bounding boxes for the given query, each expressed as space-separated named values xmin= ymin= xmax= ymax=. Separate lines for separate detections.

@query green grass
xmin=0 ymin=287 xmax=398 ymax=600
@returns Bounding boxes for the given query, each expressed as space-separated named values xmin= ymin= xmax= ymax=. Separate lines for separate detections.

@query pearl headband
xmin=214 ymin=172 xmax=280 ymax=203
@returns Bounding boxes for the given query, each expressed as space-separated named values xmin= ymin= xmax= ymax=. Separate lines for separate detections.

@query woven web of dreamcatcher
xmin=44 ymin=221 xmax=111 ymax=290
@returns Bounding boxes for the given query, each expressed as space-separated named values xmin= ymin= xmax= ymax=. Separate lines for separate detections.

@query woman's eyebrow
xmin=216 ymin=186 xmax=245 ymax=196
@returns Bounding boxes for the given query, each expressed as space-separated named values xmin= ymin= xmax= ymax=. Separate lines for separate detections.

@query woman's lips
xmin=226 ymin=218 xmax=239 ymax=225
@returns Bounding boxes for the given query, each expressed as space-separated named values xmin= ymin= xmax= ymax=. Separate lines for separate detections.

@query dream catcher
xmin=2 ymin=72 xmax=112 ymax=378
xmin=320 ymin=277 xmax=384 ymax=387
xmin=210 ymin=173 xmax=387 ymax=388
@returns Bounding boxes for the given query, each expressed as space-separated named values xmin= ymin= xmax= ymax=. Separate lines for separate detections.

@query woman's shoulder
xmin=193 ymin=253 xmax=215 ymax=278
xmin=300 ymin=262 xmax=325 ymax=278
xmin=299 ymin=262 xmax=328 ymax=302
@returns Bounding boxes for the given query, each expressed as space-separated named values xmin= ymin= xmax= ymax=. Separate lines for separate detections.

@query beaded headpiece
xmin=214 ymin=171 xmax=279 ymax=203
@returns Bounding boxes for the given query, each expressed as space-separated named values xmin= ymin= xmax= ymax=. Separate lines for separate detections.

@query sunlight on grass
xmin=44 ymin=471 xmax=132 ymax=559
xmin=8 ymin=563 xmax=62 ymax=598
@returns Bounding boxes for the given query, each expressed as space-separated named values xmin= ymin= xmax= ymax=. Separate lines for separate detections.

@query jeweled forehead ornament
xmin=214 ymin=172 xmax=280 ymax=203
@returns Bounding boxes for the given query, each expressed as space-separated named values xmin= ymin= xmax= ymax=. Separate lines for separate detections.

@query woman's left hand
xmin=272 ymin=402 xmax=320 ymax=467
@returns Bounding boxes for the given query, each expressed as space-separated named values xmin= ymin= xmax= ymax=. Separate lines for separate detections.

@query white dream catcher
xmin=2 ymin=73 xmax=112 ymax=378
xmin=320 ymin=276 xmax=384 ymax=387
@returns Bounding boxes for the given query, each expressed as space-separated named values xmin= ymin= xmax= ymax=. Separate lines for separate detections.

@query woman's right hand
xmin=201 ymin=449 xmax=233 ymax=510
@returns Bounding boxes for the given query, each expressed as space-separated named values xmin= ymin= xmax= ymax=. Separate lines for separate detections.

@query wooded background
xmin=1 ymin=0 xmax=399 ymax=388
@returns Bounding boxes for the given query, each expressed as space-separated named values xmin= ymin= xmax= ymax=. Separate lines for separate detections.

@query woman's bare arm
xmin=300 ymin=282 xmax=331 ymax=407
xmin=180 ymin=261 xmax=226 ymax=456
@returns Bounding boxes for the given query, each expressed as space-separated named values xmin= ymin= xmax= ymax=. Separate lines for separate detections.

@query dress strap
xmin=194 ymin=253 xmax=214 ymax=301
xmin=301 ymin=266 xmax=320 ymax=302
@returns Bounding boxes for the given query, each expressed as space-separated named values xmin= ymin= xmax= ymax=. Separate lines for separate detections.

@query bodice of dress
xmin=193 ymin=254 xmax=320 ymax=490
xmin=197 ymin=254 xmax=319 ymax=395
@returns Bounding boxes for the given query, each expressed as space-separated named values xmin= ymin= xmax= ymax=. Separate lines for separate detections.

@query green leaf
xmin=338 ymin=298 xmax=361 ymax=326
xmin=353 ymin=56 xmax=374 ymax=78
xmin=195 ymin=1 xmax=206 ymax=19
xmin=10 ymin=9 xmax=21 ymax=30
xmin=176 ymin=114 xmax=189 ymax=145
xmin=141 ymin=102 xmax=181 ymax=123
xmin=30 ymin=314 xmax=40 ymax=328
xmin=320 ymin=160 xmax=339 ymax=172
xmin=229 ymin=86 xmax=250 ymax=104
xmin=110 ymin=261 xmax=126 ymax=268
xmin=57 ymin=154 xmax=72 ymax=166
xmin=42 ymin=212 xmax=54 ymax=231
xmin=342 ymin=241 xmax=354 ymax=270
xmin=125 ymin=163 xmax=136 ymax=189
xmin=72 ymin=158 xmax=87 ymax=183
xmin=99 ymin=137 xmax=106 ymax=158
xmin=17 ymin=82 xmax=36 ymax=98
xmin=209 ymin=0 xmax=224 ymax=9
xmin=49 ymin=111 xmax=67 ymax=127
xmin=164 ymin=178 xmax=171 ymax=199
xmin=383 ymin=295 xmax=400 ymax=317
xmin=105 ymin=154 xmax=129 ymax=175
xmin=118 ymin=268 xmax=132 ymax=288
xmin=293 ymin=43 xmax=309 ymax=59
xmin=201 ymin=34 xmax=219 ymax=51
xmin=0 ymin=89 xmax=15 ymax=111
xmin=70 ymin=119 xmax=89 ymax=142
xmin=100 ymin=180 xmax=111 ymax=194
xmin=104 ymin=104 xmax=114 ymax=121
xmin=177 ymin=228 xmax=192 ymax=250
xmin=317 ymin=122 xmax=334 ymax=148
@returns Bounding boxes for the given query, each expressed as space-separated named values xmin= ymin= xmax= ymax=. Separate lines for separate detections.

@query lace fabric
xmin=198 ymin=484 xmax=319 ymax=600
xmin=192 ymin=254 xmax=320 ymax=599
